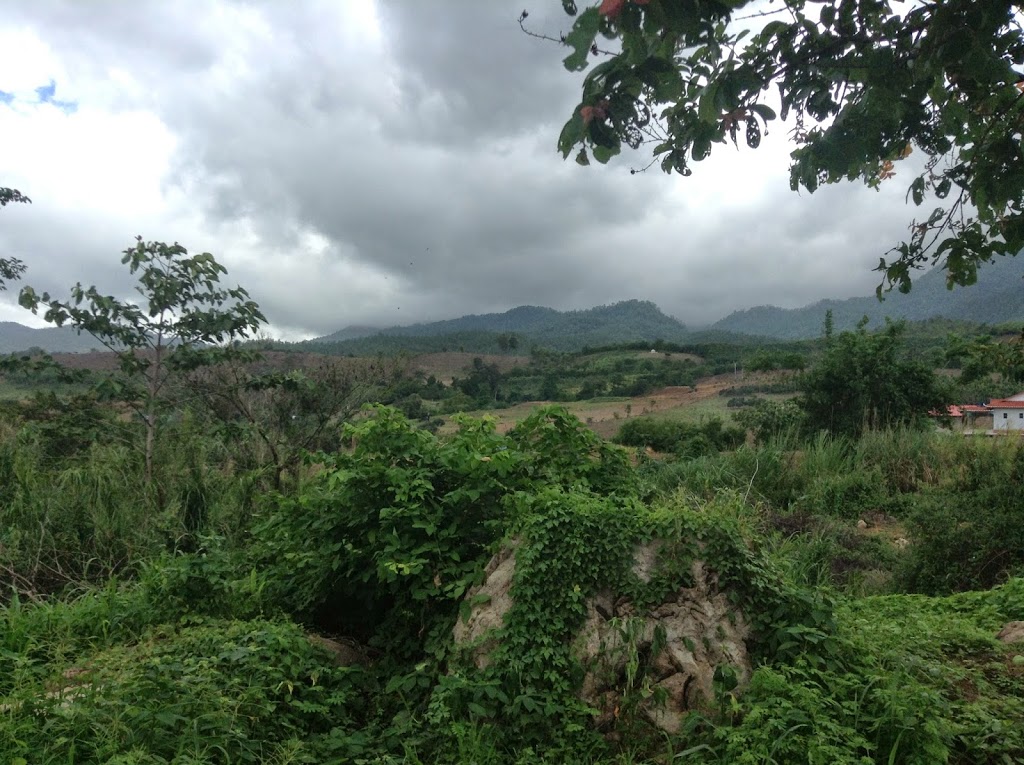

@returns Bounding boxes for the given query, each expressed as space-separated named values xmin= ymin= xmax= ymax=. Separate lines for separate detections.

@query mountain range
xmin=0 ymin=321 xmax=102 ymax=355
xmin=2 ymin=256 xmax=1023 ymax=355
xmin=709 ymin=254 xmax=1024 ymax=339
xmin=307 ymin=300 xmax=692 ymax=354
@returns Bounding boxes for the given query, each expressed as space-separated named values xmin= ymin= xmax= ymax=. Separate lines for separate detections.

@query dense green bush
xmin=252 ymin=405 xmax=636 ymax=648
xmin=733 ymin=398 xmax=806 ymax=443
xmin=903 ymin=482 xmax=1024 ymax=594
xmin=615 ymin=415 xmax=745 ymax=456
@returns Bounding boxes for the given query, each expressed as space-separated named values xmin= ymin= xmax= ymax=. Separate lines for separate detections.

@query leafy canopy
xmin=543 ymin=0 xmax=1024 ymax=291
xmin=799 ymin=317 xmax=950 ymax=437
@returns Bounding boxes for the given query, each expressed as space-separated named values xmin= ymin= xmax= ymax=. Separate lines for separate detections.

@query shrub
xmin=0 ymin=618 xmax=372 ymax=764
xmin=615 ymin=416 xmax=744 ymax=456
xmin=901 ymin=483 xmax=1024 ymax=594
xmin=252 ymin=405 xmax=636 ymax=648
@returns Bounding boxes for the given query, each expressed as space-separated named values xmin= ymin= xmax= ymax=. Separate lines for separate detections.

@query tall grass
xmin=0 ymin=419 xmax=267 ymax=601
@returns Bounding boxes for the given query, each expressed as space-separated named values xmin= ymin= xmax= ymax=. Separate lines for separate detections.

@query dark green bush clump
xmin=615 ymin=415 xmax=745 ymax=456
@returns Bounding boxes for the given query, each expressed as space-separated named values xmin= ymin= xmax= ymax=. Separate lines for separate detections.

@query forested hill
xmin=308 ymin=300 xmax=690 ymax=353
xmin=711 ymin=255 xmax=1024 ymax=339
xmin=0 ymin=321 xmax=100 ymax=354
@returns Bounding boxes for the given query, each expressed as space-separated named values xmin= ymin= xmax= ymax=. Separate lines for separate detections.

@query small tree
xmin=19 ymin=237 xmax=266 ymax=483
xmin=187 ymin=354 xmax=400 ymax=489
xmin=799 ymin=319 xmax=949 ymax=438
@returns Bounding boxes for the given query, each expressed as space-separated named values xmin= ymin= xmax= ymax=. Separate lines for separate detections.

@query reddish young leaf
xmin=580 ymin=103 xmax=608 ymax=124
xmin=598 ymin=0 xmax=626 ymax=18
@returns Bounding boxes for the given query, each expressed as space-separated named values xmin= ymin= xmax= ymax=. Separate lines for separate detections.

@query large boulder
xmin=997 ymin=621 xmax=1024 ymax=644
xmin=453 ymin=540 xmax=751 ymax=734
xmin=452 ymin=544 xmax=517 ymax=671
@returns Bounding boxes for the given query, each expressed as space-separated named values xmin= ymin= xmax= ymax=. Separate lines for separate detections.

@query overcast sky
xmin=0 ymin=1 xmax=921 ymax=339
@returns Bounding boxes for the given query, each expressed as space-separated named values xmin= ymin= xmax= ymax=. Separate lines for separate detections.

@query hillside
xmin=0 ymin=321 xmax=102 ymax=354
xmin=307 ymin=300 xmax=690 ymax=354
xmin=712 ymin=255 xmax=1024 ymax=339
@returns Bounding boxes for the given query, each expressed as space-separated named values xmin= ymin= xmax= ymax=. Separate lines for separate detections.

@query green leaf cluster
xmin=551 ymin=0 xmax=1024 ymax=289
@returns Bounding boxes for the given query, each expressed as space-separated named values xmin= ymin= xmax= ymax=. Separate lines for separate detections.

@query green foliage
xmin=746 ymin=349 xmax=807 ymax=372
xmin=548 ymin=0 xmax=1024 ymax=290
xmin=837 ymin=581 xmax=1024 ymax=763
xmin=766 ymin=514 xmax=901 ymax=593
xmin=800 ymin=320 xmax=950 ymax=438
xmin=508 ymin=405 xmax=637 ymax=496
xmin=253 ymin=405 xmax=635 ymax=645
xmin=734 ymin=398 xmax=806 ymax=444
xmin=0 ymin=617 xmax=372 ymax=764
xmin=615 ymin=414 xmax=745 ymax=456
xmin=453 ymin=357 xmax=503 ymax=404
xmin=949 ymin=327 xmax=1024 ymax=385
xmin=0 ymin=436 xmax=164 ymax=597
xmin=0 ymin=391 xmax=130 ymax=462
xmin=902 ymin=448 xmax=1024 ymax=594
xmin=0 ymin=416 xmax=264 ymax=599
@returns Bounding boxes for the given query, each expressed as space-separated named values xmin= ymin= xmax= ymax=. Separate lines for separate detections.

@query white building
xmin=988 ymin=392 xmax=1024 ymax=433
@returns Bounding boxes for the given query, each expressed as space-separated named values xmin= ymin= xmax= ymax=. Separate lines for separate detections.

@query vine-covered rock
xmin=577 ymin=551 xmax=751 ymax=733
xmin=454 ymin=535 xmax=752 ymax=735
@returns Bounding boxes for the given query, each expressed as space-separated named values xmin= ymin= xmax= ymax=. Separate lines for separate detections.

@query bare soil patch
xmin=410 ymin=352 xmax=529 ymax=384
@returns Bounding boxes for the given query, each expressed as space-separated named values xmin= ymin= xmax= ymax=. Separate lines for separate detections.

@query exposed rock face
xmin=452 ymin=544 xmax=517 ymax=671
xmin=453 ymin=540 xmax=751 ymax=734
xmin=997 ymin=621 xmax=1024 ymax=644
xmin=307 ymin=634 xmax=372 ymax=667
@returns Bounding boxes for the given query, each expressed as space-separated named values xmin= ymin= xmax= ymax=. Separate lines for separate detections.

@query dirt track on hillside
xmin=480 ymin=372 xmax=752 ymax=438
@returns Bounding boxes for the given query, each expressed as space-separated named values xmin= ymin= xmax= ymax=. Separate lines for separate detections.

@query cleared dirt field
xmin=447 ymin=372 xmax=792 ymax=438
xmin=443 ymin=370 xmax=800 ymax=438
xmin=409 ymin=352 xmax=529 ymax=384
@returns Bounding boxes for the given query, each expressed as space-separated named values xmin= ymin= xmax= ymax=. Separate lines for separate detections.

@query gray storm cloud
xmin=1 ymin=0 xmax=922 ymax=336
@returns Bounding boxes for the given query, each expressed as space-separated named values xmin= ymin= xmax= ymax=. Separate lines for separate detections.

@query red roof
xmin=961 ymin=405 xmax=990 ymax=413
xmin=989 ymin=399 xmax=1024 ymax=409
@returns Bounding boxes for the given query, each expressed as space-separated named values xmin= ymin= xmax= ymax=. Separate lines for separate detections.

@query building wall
xmin=992 ymin=408 xmax=1024 ymax=431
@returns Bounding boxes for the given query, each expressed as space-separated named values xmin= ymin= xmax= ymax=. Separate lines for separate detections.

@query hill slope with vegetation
xmin=712 ymin=255 xmax=1024 ymax=339
xmin=307 ymin=299 xmax=690 ymax=354
xmin=0 ymin=321 xmax=104 ymax=354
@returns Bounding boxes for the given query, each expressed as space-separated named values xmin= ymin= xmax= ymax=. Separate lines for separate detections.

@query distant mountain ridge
xmin=309 ymin=300 xmax=691 ymax=353
xmin=711 ymin=255 xmax=1024 ymax=339
xmin=8 ymin=259 xmax=1021 ymax=356
xmin=316 ymin=305 xmax=563 ymax=344
xmin=0 ymin=321 xmax=101 ymax=354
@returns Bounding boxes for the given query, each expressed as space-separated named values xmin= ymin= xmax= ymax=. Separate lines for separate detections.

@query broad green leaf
xmin=562 ymin=8 xmax=601 ymax=72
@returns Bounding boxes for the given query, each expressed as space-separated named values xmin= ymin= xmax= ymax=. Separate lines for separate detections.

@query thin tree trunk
xmin=145 ymin=331 xmax=164 ymax=488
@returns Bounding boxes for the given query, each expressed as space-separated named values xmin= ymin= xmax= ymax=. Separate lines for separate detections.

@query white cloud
xmin=0 ymin=0 xmax=939 ymax=340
